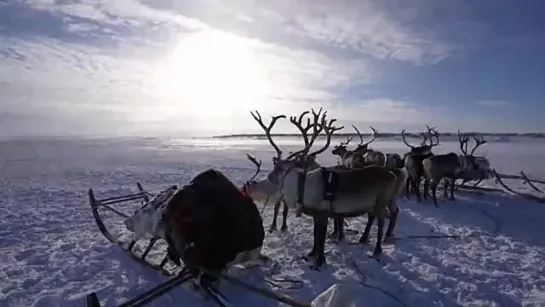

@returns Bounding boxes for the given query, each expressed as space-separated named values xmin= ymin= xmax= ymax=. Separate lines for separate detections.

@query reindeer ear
xmin=272 ymin=157 xmax=279 ymax=164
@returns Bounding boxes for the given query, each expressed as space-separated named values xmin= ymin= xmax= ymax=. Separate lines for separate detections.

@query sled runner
xmin=85 ymin=181 xmax=309 ymax=307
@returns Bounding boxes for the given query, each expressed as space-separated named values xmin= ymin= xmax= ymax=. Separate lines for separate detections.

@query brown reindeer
xmin=422 ymin=131 xmax=492 ymax=206
xmin=402 ymin=126 xmax=440 ymax=202
xmin=250 ymin=109 xmax=400 ymax=268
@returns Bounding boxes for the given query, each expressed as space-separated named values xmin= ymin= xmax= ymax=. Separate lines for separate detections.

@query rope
xmin=263 ymin=261 xmax=305 ymax=290
xmin=325 ymin=249 xmax=409 ymax=307
xmin=194 ymin=264 xmax=311 ymax=307
xmin=348 ymin=258 xmax=410 ymax=307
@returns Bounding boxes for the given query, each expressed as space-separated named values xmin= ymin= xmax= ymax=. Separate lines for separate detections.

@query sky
xmin=1 ymin=0 xmax=544 ymax=137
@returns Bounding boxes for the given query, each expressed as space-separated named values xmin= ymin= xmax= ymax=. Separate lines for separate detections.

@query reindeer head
xmin=352 ymin=126 xmax=378 ymax=154
xmin=331 ymin=136 xmax=352 ymax=156
xmin=250 ymin=108 xmax=342 ymax=185
xmin=457 ymin=131 xmax=493 ymax=179
xmin=401 ymin=125 xmax=440 ymax=156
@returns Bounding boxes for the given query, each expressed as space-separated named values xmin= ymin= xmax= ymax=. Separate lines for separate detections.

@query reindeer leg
xmin=431 ymin=180 xmax=439 ymax=207
xmin=280 ymin=200 xmax=288 ymax=232
xmin=312 ymin=215 xmax=328 ymax=269
xmin=413 ymin=176 xmax=422 ymax=202
xmin=384 ymin=206 xmax=399 ymax=241
xmin=359 ymin=213 xmax=375 ymax=244
xmin=268 ymin=199 xmax=280 ymax=233
xmin=404 ymin=178 xmax=411 ymax=198
xmin=305 ymin=217 xmax=318 ymax=260
xmin=337 ymin=218 xmax=345 ymax=242
xmin=449 ymin=178 xmax=456 ymax=201
xmin=443 ymin=178 xmax=449 ymax=198
xmin=373 ymin=213 xmax=385 ymax=257
xmin=423 ymin=177 xmax=429 ymax=200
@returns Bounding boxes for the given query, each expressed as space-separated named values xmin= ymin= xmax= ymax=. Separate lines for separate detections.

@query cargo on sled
xmin=85 ymin=168 xmax=309 ymax=307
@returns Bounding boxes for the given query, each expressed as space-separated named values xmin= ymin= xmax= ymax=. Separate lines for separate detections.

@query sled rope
xmin=117 ymin=268 xmax=194 ymax=307
xmin=347 ymin=257 xmax=410 ymax=307
xmin=193 ymin=264 xmax=311 ymax=307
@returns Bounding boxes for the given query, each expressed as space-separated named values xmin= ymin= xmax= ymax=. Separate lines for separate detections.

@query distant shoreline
xmin=211 ymin=132 xmax=545 ymax=139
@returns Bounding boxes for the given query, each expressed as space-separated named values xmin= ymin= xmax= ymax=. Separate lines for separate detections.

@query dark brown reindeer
xmin=402 ymin=126 xmax=440 ymax=201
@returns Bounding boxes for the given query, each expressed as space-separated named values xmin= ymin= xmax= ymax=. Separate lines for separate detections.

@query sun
xmin=162 ymin=30 xmax=269 ymax=119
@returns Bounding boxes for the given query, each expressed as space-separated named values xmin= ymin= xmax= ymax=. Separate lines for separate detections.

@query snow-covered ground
xmin=1 ymin=137 xmax=545 ymax=307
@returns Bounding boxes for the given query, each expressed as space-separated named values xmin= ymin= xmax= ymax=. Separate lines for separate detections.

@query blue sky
xmin=0 ymin=0 xmax=544 ymax=137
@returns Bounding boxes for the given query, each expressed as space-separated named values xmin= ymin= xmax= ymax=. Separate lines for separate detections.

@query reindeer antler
xmin=457 ymin=130 xmax=470 ymax=155
xmin=250 ymin=111 xmax=286 ymax=160
xmin=469 ymin=135 xmax=487 ymax=156
xmin=246 ymin=153 xmax=262 ymax=182
xmin=401 ymin=130 xmax=415 ymax=149
xmin=288 ymin=111 xmax=311 ymax=148
xmin=308 ymin=117 xmax=344 ymax=157
xmin=426 ymin=125 xmax=440 ymax=147
xmin=286 ymin=108 xmax=327 ymax=160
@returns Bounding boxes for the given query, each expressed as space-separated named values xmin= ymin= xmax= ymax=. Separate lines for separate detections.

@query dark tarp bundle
xmin=164 ymin=169 xmax=265 ymax=274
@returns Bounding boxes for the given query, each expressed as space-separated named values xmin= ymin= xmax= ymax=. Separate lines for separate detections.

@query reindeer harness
xmin=296 ymin=167 xmax=341 ymax=212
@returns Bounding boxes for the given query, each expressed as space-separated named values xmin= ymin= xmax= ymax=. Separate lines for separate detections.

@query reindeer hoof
xmin=303 ymin=249 xmax=317 ymax=262
xmin=311 ymin=256 xmax=326 ymax=269
xmin=268 ymin=225 xmax=277 ymax=233
xmin=280 ymin=225 xmax=288 ymax=232
xmin=358 ymin=236 xmax=369 ymax=244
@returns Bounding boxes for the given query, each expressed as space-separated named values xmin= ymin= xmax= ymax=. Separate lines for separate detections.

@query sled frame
xmin=85 ymin=183 xmax=310 ymax=307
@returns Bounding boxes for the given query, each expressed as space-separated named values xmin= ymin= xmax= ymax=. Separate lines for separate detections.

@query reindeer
xmin=331 ymin=126 xmax=407 ymax=243
xmin=454 ymin=132 xmax=493 ymax=184
xmin=422 ymin=131 xmax=492 ymax=206
xmin=351 ymin=126 xmax=386 ymax=167
xmin=351 ymin=126 xmax=403 ymax=168
xmin=243 ymin=154 xmax=286 ymax=232
xmin=331 ymin=135 xmax=354 ymax=167
xmin=244 ymin=110 xmax=325 ymax=233
xmin=253 ymin=109 xmax=399 ymax=268
xmin=402 ymin=126 xmax=440 ymax=201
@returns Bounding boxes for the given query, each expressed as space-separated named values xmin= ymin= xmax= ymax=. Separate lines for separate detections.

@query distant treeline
xmin=212 ymin=132 xmax=545 ymax=139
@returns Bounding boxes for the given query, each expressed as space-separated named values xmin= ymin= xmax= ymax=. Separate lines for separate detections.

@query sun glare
xmin=162 ymin=30 xmax=269 ymax=119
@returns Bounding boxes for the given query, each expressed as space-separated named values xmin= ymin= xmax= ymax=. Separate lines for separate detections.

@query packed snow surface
xmin=1 ymin=137 xmax=545 ymax=307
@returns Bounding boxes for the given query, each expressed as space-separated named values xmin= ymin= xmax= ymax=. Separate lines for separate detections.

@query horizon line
xmin=211 ymin=132 xmax=545 ymax=139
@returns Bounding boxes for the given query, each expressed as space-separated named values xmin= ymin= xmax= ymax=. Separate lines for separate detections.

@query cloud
xmin=142 ymin=0 xmax=457 ymax=65
xmin=477 ymin=100 xmax=511 ymax=107
xmin=0 ymin=0 xmax=532 ymax=137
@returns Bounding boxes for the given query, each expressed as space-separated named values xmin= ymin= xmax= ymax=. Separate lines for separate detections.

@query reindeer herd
xmin=242 ymin=108 xmax=494 ymax=269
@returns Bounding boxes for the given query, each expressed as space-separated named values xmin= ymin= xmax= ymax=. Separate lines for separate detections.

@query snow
xmin=1 ymin=137 xmax=545 ymax=307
